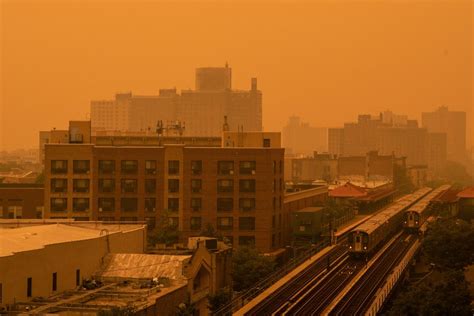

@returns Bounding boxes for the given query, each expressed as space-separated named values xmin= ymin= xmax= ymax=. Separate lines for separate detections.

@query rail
xmin=213 ymin=240 xmax=329 ymax=315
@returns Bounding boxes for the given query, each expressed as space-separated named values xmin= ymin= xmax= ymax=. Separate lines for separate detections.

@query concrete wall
xmin=0 ymin=226 xmax=145 ymax=307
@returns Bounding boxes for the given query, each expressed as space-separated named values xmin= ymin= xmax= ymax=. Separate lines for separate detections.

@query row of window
xmin=50 ymin=178 xmax=259 ymax=194
xmin=51 ymin=160 xmax=282 ymax=175
xmin=50 ymin=197 xmax=260 ymax=212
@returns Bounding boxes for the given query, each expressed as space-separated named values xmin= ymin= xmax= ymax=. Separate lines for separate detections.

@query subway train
xmin=404 ymin=185 xmax=451 ymax=233
xmin=348 ymin=187 xmax=432 ymax=257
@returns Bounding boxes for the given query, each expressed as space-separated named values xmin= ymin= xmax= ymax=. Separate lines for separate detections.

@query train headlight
xmin=363 ymin=246 xmax=367 ymax=250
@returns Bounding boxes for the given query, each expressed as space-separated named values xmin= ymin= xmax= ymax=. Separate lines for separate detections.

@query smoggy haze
xmin=1 ymin=0 xmax=473 ymax=150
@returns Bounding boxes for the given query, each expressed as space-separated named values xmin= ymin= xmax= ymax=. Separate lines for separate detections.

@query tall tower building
xmin=422 ymin=106 xmax=467 ymax=163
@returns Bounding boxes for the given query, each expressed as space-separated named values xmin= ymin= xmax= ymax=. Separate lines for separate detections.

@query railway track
xmin=283 ymin=257 xmax=361 ymax=315
xmin=329 ymin=234 xmax=415 ymax=316
xmin=245 ymin=244 xmax=348 ymax=316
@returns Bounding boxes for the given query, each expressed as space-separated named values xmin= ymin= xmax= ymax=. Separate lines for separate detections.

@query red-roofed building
xmin=329 ymin=182 xmax=367 ymax=198
xmin=329 ymin=182 xmax=395 ymax=213
xmin=432 ymin=189 xmax=461 ymax=217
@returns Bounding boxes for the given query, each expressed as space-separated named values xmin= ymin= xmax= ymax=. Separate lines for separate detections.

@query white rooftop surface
xmin=0 ymin=224 xmax=142 ymax=257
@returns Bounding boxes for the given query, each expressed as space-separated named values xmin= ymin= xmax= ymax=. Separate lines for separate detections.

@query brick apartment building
xmin=44 ymin=143 xmax=285 ymax=253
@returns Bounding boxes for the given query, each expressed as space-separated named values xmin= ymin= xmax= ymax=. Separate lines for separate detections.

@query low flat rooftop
xmin=0 ymin=223 xmax=144 ymax=257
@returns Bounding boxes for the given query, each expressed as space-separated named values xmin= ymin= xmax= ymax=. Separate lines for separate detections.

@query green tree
xmin=389 ymin=269 xmax=471 ymax=316
xmin=423 ymin=219 xmax=474 ymax=270
xmin=208 ymin=288 xmax=232 ymax=314
xmin=232 ymin=246 xmax=276 ymax=292
xmin=148 ymin=210 xmax=179 ymax=246
xmin=438 ymin=160 xmax=474 ymax=187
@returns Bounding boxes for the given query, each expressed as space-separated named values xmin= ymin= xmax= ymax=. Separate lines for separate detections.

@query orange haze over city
xmin=1 ymin=0 xmax=473 ymax=150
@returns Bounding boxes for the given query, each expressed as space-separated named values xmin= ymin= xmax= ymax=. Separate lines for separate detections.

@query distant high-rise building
xmin=90 ymin=65 xmax=262 ymax=137
xmin=328 ymin=128 xmax=344 ymax=157
xmin=328 ymin=111 xmax=447 ymax=171
xmin=422 ymin=106 xmax=467 ymax=162
xmin=282 ymin=116 xmax=327 ymax=156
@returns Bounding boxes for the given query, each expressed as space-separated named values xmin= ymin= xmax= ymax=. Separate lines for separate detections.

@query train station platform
xmin=234 ymin=245 xmax=337 ymax=315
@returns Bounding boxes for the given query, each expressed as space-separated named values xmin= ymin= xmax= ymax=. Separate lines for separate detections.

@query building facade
xmin=328 ymin=112 xmax=447 ymax=171
xmin=0 ymin=184 xmax=44 ymax=219
xmin=90 ymin=65 xmax=262 ymax=137
xmin=422 ymin=106 xmax=467 ymax=163
xmin=44 ymin=143 xmax=285 ymax=253
xmin=282 ymin=116 xmax=328 ymax=156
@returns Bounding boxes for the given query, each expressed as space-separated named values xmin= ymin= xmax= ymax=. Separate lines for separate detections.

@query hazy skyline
xmin=1 ymin=0 xmax=473 ymax=150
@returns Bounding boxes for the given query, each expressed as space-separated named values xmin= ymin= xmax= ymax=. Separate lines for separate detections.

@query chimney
xmin=251 ymin=78 xmax=257 ymax=91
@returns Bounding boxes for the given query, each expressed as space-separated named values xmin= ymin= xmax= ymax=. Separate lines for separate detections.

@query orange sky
xmin=1 ymin=0 xmax=473 ymax=151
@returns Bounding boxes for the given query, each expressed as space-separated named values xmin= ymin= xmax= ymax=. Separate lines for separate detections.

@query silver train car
xmin=348 ymin=187 xmax=432 ymax=257
xmin=404 ymin=185 xmax=451 ymax=233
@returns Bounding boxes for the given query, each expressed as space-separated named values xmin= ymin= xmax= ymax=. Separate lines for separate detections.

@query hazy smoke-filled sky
xmin=1 ymin=0 xmax=472 ymax=151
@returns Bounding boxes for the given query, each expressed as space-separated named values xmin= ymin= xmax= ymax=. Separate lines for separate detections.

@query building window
xmin=190 ymin=217 xmax=202 ymax=230
xmin=145 ymin=179 xmax=156 ymax=193
xmin=99 ymin=160 xmax=115 ymax=174
xmin=8 ymin=206 xmax=22 ymax=219
xmin=169 ymin=217 xmax=179 ymax=228
xmin=52 ymin=272 xmax=57 ymax=291
xmin=99 ymin=179 xmax=115 ymax=193
xmin=273 ymin=161 xmax=277 ymax=174
xmin=51 ymin=160 xmax=68 ymax=174
xmin=217 ymin=217 xmax=233 ymax=230
xmin=51 ymin=179 xmax=67 ymax=193
xmin=191 ymin=198 xmax=202 ymax=211
xmin=239 ymin=217 xmax=256 ymax=231
xmin=239 ymin=179 xmax=256 ymax=193
xmin=35 ymin=206 xmax=44 ymax=219
xmin=272 ymin=234 xmax=276 ymax=248
xmin=27 ymin=277 xmax=32 ymax=298
xmin=191 ymin=179 xmax=202 ymax=193
xmin=168 ymin=179 xmax=180 ymax=193
xmin=218 ymin=161 xmax=234 ymax=175
xmin=121 ymin=160 xmax=138 ymax=174
xmin=239 ymin=198 xmax=256 ymax=211
xmin=263 ymin=138 xmax=271 ymax=147
xmin=51 ymin=198 xmax=67 ymax=212
xmin=217 ymin=179 xmax=233 ymax=193
xmin=217 ymin=198 xmax=233 ymax=212
xmin=279 ymin=160 xmax=283 ymax=174
xmin=239 ymin=161 xmax=256 ymax=175
xmin=76 ymin=270 xmax=80 ymax=287
xmin=145 ymin=198 xmax=156 ymax=212
xmin=73 ymin=198 xmax=89 ymax=212
xmin=73 ymin=179 xmax=90 ymax=193
xmin=121 ymin=198 xmax=138 ymax=212
xmin=98 ymin=198 xmax=114 ymax=212
xmin=191 ymin=160 xmax=202 ymax=175
xmin=73 ymin=160 xmax=90 ymax=174
xmin=168 ymin=198 xmax=179 ymax=212
xmin=145 ymin=217 xmax=156 ymax=230
xmin=239 ymin=236 xmax=255 ymax=246
xmin=145 ymin=160 xmax=157 ymax=175
xmin=168 ymin=160 xmax=180 ymax=175
xmin=121 ymin=179 xmax=137 ymax=193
